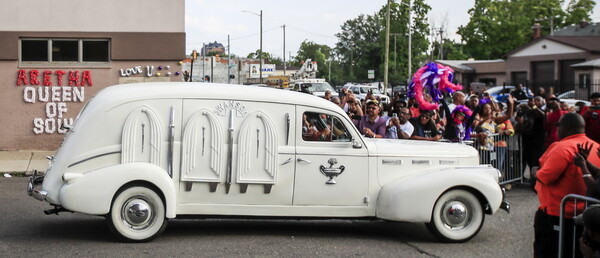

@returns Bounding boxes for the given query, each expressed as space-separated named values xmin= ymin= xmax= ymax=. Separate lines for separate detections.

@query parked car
xmin=484 ymin=86 xmax=534 ymax=102
xmin=291 ymin=79 xmax=338 ymax=98
xmin=556 ymin=90 xmax=591 ymax=107
xmin=28 ymin=82 xmax=508 ymax=243
xmin=342 ymin=84 xmax=391 ymax=106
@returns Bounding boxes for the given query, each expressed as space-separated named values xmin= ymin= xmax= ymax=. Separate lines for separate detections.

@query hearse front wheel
xmin=426 ymin=189 xmax=484 ymax=243
xmin=107 ymin=186 xmax=168 ymax=242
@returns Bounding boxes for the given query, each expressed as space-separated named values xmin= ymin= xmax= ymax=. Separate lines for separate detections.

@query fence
xmin=470 ymin=133 xmax=524 ymax=185
xmin=559 ymin=194 xmax=600 ymax=258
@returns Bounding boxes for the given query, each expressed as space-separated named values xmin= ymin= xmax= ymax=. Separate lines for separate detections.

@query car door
xmin=293 ymin=107 xmax=369 ymax=206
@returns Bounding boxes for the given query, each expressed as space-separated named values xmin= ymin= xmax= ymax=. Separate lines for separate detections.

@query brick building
xmin=0 ymin=0 xmax=185 ymax=150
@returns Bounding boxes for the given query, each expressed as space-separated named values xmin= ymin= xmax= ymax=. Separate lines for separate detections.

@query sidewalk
xmin=0 ymin=151 xmax=55 ymax=174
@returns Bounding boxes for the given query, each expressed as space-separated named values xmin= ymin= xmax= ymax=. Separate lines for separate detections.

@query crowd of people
xmin=321 ymin=85 xmax=600 ymax=257
xmin=324 ymin=85 xmax=599 ymax=147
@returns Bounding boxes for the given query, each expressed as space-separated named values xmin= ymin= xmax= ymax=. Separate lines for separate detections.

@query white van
xmin=28 ymin=82 xmax=508 ymax=243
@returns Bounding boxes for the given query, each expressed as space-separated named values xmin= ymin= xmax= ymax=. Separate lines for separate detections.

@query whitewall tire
xmin=426 ymin=189 xmax=484 ymax=243
xmin=107 ymin=186 xmax=168 ymax=242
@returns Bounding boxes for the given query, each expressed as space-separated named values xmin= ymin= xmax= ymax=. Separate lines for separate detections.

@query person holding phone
xmin=353 ymin=100 xmax=386 ymax=138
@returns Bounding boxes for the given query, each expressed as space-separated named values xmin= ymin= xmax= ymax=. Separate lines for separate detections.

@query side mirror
xmin=352 ymin=139 xmax=362 ymax=149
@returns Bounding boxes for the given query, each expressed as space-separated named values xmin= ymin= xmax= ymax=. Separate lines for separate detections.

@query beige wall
xmin=0 ymin=0 xmax=184 ymax=33
xmin=0 ymin=60 xmax=184 ymax=151
xmin=0 ymin=0 xmax=185 ymax=150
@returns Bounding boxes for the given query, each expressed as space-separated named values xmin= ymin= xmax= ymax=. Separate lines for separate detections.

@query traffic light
xmin=192 ymin=50 xmax=197 ymax=60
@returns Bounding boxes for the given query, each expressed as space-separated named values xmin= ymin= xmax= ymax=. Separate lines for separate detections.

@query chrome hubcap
xmin=441 ymin=200 xmax=471 ymax=230
xmin=121 ymin=195 xmax=155 ymax=230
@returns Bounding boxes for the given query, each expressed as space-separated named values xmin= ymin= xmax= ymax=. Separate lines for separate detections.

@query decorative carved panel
xmin=236 ymin=111 xmax=278 ymax=184
xmin=181 ymin=109 xmax=224 ymax=182
xmin=121 ymin=106 xmax=162 ymax=166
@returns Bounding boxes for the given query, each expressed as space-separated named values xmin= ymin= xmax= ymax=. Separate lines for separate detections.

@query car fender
xmin=376 ymin=166 xmax=503 ymax=222
xmin=59 ymin=162 xmax=176 ymax=218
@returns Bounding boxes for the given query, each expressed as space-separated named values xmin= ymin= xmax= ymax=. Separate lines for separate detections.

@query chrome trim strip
xmin=285 ymin=113 xmax=290 ymax=145
xmin=439 ymin=160 xmax=456 ymax=165
xmin=167 ymin=105 xmax=175 ymax=178
xmin=412 ymin=160 xmax=431 ymax=165
xmin=280 ymin=158 xmax=293 ymax=166
xmin=225 ymin=109 xmax=234 ymax=192
xmin=68 ymin=151 xmax=121 ymax=168
xmin=382 ymin=159 xmax=403 ymax=165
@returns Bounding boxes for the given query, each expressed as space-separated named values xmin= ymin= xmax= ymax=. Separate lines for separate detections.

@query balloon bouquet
xmin=407 ymin=62 xmax=473 ymax=141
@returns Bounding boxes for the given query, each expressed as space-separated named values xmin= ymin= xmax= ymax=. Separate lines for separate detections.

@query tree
xmin=332 ymin=1 xmax=431 ymax=84
xmin=384 ymin=0 xmax=431 ymax=84
xmin=457 ymin=0 xmax=595 ymax=60
xmin=334 ymin=13 xmax=384 ymax=82
xmin=293 ymin=40 xmax=332 ymax=78
xmin=431 ymin=39 xmax=469 ymax=60
xmin=565 ymin=0 xmax=596 ymax=25
xmin=246 ymin=50 xmax=281 ymax=65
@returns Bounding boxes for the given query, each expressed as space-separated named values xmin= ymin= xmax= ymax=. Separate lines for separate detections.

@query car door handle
xmin=280 ymin=158 xmax=293 ymax=166
xmin=297 ymin=158 xmax=311 ymax=164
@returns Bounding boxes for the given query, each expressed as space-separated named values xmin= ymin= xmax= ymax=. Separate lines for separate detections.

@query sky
xmin=185 ymin=0 xmax=600 ymax=59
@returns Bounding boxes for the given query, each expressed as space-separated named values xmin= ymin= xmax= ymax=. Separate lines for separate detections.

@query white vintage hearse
xmin=28 ymin=82 xmax=508 ymax=243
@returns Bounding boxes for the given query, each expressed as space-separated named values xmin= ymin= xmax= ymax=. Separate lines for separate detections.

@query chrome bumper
xmin=27 ymin=170 xmax=47 ymax=201
xmin=500 ymin=187 xmax=510 ymax=213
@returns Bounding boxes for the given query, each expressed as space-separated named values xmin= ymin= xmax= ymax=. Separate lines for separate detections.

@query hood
xmin=367 ymin=139 xmax=478 ymax=158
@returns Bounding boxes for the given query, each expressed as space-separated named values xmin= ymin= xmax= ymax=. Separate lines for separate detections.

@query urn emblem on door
xmin=319 ymin=158 xmax=345 ymax=184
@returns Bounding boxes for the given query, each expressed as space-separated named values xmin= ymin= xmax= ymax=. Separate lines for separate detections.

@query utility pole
xmin=383 ymin=0 xmax=391 ymax=95
xmin=202 ymin=43 xmax=206 ymax=81
xmin=407 ymin=0 xmax=412 ymax=80
xmin=390 ymin=33 xmax=401 ymax=80
xmin=438 ymin=27 xmax=445 ymax=60
xmin=227 ymin=35 xmax=231 ymax=84
xmin=260 ymin=10 xmax=263 ymax=84
xmin=242 ymin=10 xmax=263 ymax=84
xmin=282 ymin=24 xmax=286 ymax=76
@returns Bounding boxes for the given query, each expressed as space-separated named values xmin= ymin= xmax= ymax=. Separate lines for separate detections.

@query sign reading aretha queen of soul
xmin=16 ymin=69 xmax=93 ymax=135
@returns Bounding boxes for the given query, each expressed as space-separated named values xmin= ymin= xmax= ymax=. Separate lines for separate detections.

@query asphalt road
xmin=1 ymin=177 xmax=537 ymax=257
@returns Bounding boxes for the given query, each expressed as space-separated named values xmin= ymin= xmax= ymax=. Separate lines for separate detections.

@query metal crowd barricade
xmin=559 ymin=194 xmax=600 ymax=258
xmin=471 ymin=133 xmax=524 ymax=185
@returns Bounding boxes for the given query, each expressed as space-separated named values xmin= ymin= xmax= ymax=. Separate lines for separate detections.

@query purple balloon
xmin=175 ymin=71 xmax=180 ymax=76
xmin=158 ymin=66 xmax=163 ymax=70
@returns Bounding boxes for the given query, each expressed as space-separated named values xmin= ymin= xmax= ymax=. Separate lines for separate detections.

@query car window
xmin=302 ymin=112 xmax=351 ymax=142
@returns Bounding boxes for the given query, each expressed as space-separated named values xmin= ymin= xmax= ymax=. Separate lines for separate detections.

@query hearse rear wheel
xmin=426 ymin=189 xmax=484 ymax=243
xmin=107 ymin=186 xmax=168 ymax=242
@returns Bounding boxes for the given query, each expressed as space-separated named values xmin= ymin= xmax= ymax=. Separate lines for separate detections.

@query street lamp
xmin=242 ymin=10 xmax=263 ymax=84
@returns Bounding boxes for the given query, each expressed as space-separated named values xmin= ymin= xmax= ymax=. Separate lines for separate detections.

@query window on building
xmin=21 ymin=40 xmax=48 ymax=61
xmin=52 ymin=40 xmax=78 ymax=61
xmin=20 ymin=38 xmax=110 ymax=63
xmin=83 ymin=41 xmax=109 ymax=62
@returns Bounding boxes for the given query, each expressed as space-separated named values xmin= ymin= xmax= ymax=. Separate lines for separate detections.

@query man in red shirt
xmin=581 ymin=92 xmax=600 ymax=143
xmin=534 ymin=112 xmax=600 ymax=258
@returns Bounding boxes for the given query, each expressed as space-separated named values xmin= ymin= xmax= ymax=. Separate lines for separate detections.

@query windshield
xmin=359 ymin=87 xmax=382 ymax=94
xmin=305 ymin=82 xmax=335 ymax=92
